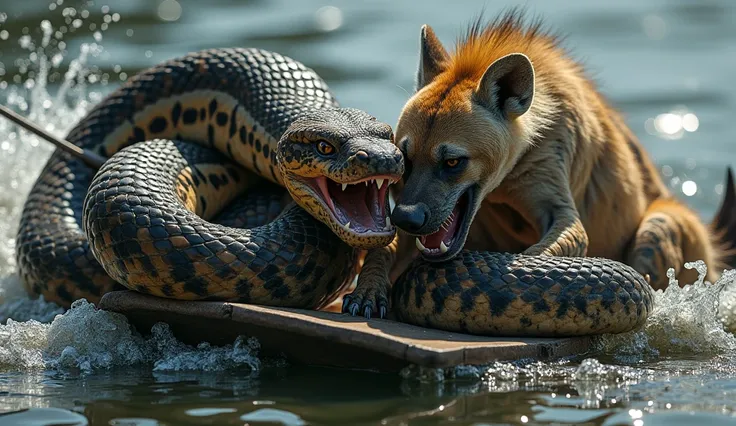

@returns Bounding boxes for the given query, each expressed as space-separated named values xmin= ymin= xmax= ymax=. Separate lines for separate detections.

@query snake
xmin=13 ymin=47 xmax=654 ymax=337
xmin=16 ymin=47 xmax=402 ymax=310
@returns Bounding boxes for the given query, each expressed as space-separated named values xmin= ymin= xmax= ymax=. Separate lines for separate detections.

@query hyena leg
xmin=504 ymin=167 xmax=589 ymax=258
xmin=626 ymin=198 xmax=719 ymax=290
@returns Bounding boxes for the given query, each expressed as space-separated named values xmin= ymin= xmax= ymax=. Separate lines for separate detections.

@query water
xmin=1 ymin=0 xmax=736 ymax=424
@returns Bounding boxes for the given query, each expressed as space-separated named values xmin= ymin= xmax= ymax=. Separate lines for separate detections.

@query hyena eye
xmin=316 ymin=140 xmax=336 ymax=156
xmin=442 ymin=157 xmax=467 ymax=174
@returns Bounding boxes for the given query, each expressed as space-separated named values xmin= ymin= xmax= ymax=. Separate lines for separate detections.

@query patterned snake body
xmin=17 ymin=48 xmax=401 ymax=309
xmin=15 ymin=47 xmax=654 ymax=337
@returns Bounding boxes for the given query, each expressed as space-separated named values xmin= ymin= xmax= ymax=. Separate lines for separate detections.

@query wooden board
xmin=98 ymin=291 xmax=592 ymax=372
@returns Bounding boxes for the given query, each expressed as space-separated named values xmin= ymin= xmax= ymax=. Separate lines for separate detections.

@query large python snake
xmin=14 ymin=47 xmax=654 ymax=337
xmin=16 ymin=48 xmax=401 ymax=310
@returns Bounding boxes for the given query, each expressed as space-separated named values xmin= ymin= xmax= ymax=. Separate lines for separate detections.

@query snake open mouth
xmin=416 ymin=186 xmax=476 ymax=262
xmin=309 ymin=175 xmax=398 ymax=235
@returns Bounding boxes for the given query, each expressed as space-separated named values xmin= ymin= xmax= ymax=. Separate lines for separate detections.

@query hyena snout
xmin=391 ymin=203 xmax=430 ymax=234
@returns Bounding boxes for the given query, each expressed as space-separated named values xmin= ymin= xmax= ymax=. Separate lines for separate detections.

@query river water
xmin=1 ymin=0 xmax=736 ymax=425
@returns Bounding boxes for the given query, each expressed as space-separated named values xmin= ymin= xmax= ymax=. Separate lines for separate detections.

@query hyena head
xmin=391 ymin=23 xmax=545 ymax=262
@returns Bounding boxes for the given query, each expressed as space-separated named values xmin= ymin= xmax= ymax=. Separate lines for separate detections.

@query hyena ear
xmin=416 ymin=24 xmax=449 ymax=91
xmin=473 ymin=53 xmax=535 ymax=120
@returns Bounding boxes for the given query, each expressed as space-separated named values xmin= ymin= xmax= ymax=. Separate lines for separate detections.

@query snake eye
xmin=316 ymin=140 xmax=335 ymax=156
xmin=445 ymin=159 xmax=460 ymax=168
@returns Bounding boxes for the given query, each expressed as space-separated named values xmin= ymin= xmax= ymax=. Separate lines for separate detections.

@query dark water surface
xmin=1 ymin=0 xmax=736 ymax=424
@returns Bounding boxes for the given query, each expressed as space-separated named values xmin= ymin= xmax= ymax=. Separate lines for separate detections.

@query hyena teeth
xmin=376 ymin=178 xmax=385 ymax=189
xmin=342 ymin=183 xmax=348 ymax=191
xmin=384 ymin=216 xmax=392 ymax=231
xmin=343 ymin=222 xmax=351 ymax=231
xmin=415 ymin=238 xmax=427 ymax=252
xmin=439 ymin=241 xmax=449 ymax=254
xmin=365 ymin=181 xmax=369 ymax=187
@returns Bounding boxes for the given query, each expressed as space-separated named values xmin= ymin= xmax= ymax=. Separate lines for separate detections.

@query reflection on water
xmin=1 ymin=0 xmax=736 ymax=424
xmin=3 ymin=357 xmax=736 ymax=425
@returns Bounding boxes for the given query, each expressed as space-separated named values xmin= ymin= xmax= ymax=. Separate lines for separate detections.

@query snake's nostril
xmin=355 ymin=150 xmax=369 ymax=161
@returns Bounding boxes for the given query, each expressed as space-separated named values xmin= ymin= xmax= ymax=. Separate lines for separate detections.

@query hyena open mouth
xmin=415 ymin=186 xmax=476 ymax=262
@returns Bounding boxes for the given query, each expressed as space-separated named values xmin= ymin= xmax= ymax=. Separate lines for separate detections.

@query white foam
xmin=1 ymin=299 xmax=261 ymax=375
xmin=595 ymin=261 xmax=736 ymax=360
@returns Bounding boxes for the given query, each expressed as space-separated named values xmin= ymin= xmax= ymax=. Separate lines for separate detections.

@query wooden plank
xmin=98 ymin=291 xmax=592 ymax=372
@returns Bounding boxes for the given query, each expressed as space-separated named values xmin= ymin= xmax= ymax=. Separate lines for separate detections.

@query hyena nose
xmin=391 ymin=203 xmax=430 ymax=234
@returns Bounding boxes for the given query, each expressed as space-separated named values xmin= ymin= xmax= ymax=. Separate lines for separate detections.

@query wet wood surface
xmin=98 ymin=290 xmax=592 ymax=372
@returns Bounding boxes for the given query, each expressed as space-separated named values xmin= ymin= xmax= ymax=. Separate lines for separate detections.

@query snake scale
xmin=15 ymin=47 xmax=654 ymax=337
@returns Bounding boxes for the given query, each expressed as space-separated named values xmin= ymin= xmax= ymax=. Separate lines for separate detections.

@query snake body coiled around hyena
xmin=14 ymin=47 xmax=654 ymax=337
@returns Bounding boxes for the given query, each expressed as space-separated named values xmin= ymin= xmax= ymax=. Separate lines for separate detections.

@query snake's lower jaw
xmin=416 ymin=186 xmax=478 ymax=263
xmin=285 ymin=174 xmax=398 ymax=249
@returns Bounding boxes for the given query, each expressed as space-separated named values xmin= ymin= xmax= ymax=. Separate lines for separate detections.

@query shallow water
xmin=1 ymin=0 xmax=736 ymax=424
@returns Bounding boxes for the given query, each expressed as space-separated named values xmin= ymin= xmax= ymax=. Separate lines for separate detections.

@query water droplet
xmin=112 ymin=13 xmax=120 ymax=22
xmin=145 ymin=50 xmax=152 ymax=58
xmin=126 ymin=29 xmax=133 ymax=37
xmin=101 ymin=5 xmax=110 ymax=14
xmin=315 ymin=6 xmax=343 ymax=32
xmin=158 ymin=0 xmax=182 ymax=22
xmin=19 ymin=35 xmax=33 ymax=49
xmin=93 ymin=31 xmax=102 ymax=42
xmin=0 ymin=30 xmax=8 ymax=40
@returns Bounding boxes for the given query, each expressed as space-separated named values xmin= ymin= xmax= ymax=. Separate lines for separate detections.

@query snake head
xmin=277 ymin=108 xmax=404 ymax=249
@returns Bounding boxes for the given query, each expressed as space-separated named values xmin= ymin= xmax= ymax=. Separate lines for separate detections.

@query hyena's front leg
xmin=506 ymin=168 xmax=589 ymax=258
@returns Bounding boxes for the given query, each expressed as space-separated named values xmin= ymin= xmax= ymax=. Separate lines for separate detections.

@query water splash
xmin=595 ymin=261 xmax=736 ymax=360
xmin=0 ymin=299 xmax=261 ymax=375
xmin=0 ymin=12 xmax=108 ymax=315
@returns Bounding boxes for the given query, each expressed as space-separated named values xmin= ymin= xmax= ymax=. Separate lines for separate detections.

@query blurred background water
xmin=1 ymin=0 xmax=736 ymax=425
